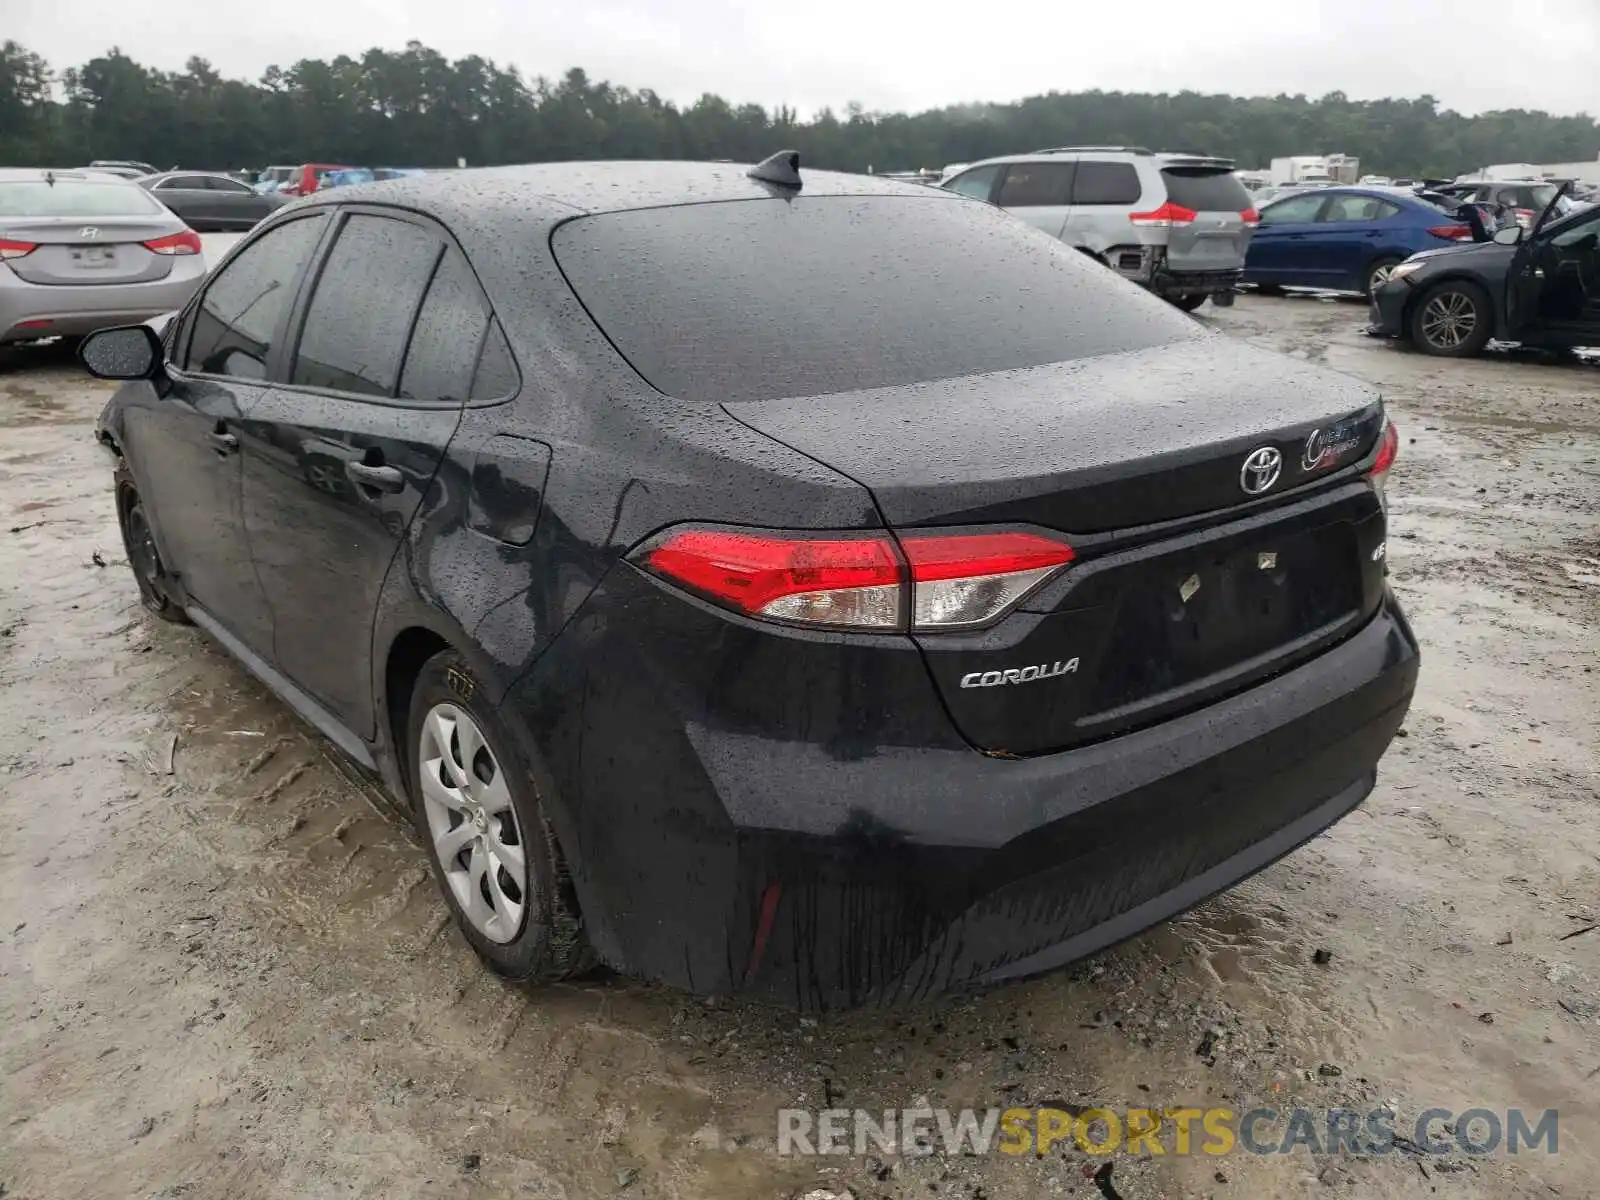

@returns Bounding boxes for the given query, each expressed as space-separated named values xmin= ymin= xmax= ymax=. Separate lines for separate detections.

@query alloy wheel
xmin=1419 ymin=291 xmax=1476 ymax=350
xmin=1367 ymin=263 xmax=1396 ymax=295
xmin=418 ymin=702 xmax=527 ymax=943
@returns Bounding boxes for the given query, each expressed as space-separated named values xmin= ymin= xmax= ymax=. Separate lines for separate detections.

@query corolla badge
xmin=960 ymin=659 xmax=1079 ymax=688
xmin=1239 ymin=446 xmax=1283 ymax=495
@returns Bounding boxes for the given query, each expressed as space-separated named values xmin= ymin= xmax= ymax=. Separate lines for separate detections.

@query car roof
xmin=0 ymin=167 xmax=134 ymax=184
xmin=291 ymin=159 xmax=944 ymax=222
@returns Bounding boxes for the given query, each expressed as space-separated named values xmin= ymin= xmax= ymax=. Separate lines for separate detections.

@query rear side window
xmin=0 ymin=181 xmax=163 ymax=217
xmin=1321 ymin=195 xmax=1401 ymax=223
xmin=1159 ymin=168 xmax=1252 ymax=213
xmin=292 ymin=214 xmax=441 ymax=398
xmin=551 ymin=195 xmax=1200 ymax=404
xmin=1260 ymin=193 xmax=1327 ymax=224
xmin=185 ymin=214 xmax=328 ymax=379
xmin=944 ymin=165 xmax=1001 ymax=201
xmin=1071 ymin=162 xmax=1142 ymax=205
xmin=399 ymin=250 xmax=489 ymax=403
xmin=995 ymin=163 xmax=1073 ymax=207
xmin=470 ymin=323 xmax=519 ymax=401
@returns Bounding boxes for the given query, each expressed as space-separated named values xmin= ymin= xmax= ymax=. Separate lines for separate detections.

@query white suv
xmin=943 ymin=147 xmax=1258 ymax=310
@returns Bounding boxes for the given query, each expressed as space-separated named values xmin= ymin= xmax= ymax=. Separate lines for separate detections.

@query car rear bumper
xmin=1154 ymin=266 xmax=1244 ymax=297
xmin=507 ymin=582 xmax=1419 ymax=1009
xmin=0 ymin=267 xmax=203 ymax=344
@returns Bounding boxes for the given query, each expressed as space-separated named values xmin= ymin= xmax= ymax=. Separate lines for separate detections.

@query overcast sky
xmin=11 ymin=0 xmax=1600 ymax=118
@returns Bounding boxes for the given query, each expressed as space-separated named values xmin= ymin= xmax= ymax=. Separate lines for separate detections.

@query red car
xmin=278 ymin=163 xmax=354 ymax=198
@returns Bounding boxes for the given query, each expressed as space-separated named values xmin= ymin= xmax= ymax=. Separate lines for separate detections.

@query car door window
xmin=157 ymin=177 xmax=201 ymax=191
xmin=291 ymin=214 xmax=442 ymax=398
xmin=1071 ymin=162 xmax=1141 ymax=206
xmin=944 ymin=165 xmax=1001 ymax=202
xmin=995 ymin=163 xmax=1073 ymax=207
xmin=1259 ymin=193 xmax=1327 ymax=224
xmin=210 ymin=177 xmax=254 ymax=194
xmin=183 ymin=214 xmax=329 ymax=379
xmin=1321 ymin=196 xmax=1400 ymax=223
xmin=398 ymin=250 xmax=489 ymax=403
xmin=469 ymin=322 xmax=519 ymax=401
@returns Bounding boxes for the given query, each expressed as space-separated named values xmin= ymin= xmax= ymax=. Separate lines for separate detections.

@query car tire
xmin=1408 ymin=280 xmax=1493 ymax=357
xmin=1363 ymin=257 xmax=1404 ymax=298
xmin=406 ymin=650 xmax=595 ymax=982
xmin=1169 ymin=294 xmax=1208 ymax=312
xmin=115 ymin=476 xmax=190 ymax=624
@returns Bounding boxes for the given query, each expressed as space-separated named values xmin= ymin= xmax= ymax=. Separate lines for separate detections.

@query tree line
xmin=2 ymin=39 xmax=1596 ymax=179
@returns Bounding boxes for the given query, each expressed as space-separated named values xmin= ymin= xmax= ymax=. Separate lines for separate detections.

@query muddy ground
xmin=2 ymin=294 xmax=1596 ymax=1200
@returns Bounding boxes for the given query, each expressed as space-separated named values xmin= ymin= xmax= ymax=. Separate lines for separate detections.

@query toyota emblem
xmin=1240 ymin=446 xmax=1283 ymax=495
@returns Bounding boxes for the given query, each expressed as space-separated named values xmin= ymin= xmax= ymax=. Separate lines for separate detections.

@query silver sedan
xmin=1 ymin=168 xmax=209 ymax=346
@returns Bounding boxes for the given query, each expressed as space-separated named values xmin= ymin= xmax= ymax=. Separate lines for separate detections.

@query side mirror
xmin=1492 ymin=226 xmax=1523 ymax=246
xmin=78 ymin=324 xmax=164 ymax=381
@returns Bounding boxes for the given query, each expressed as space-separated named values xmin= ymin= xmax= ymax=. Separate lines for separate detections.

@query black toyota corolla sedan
xmin=83 ymin=155 xmax=1419 ymax=1008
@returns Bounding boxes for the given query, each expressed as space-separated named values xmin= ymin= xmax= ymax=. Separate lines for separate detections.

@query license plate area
xmin=1088 ymin=523 xmax=1360 ymax=713
xmin=70 ymin=247 xmax=117 ymax=268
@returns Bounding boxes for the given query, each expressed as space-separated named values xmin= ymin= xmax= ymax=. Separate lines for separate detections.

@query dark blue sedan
xmin=1245 ymin=187 xmax=1487 ymax=296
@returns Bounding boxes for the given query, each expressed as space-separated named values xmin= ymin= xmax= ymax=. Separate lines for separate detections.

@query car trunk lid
xmin=1157 ymin=160 xmax=1256 ymax=274
xmin=728 ymin=336 xmax=1389 ymax=754
xmin=2 ymin=217 xmax=178 ymax=285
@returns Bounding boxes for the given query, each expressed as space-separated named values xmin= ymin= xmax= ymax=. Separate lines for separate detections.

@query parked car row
xmin=255 ymin=164 xmax=430 ymax=197
xmin=941 ymin=144 xmax=1597 ymax=360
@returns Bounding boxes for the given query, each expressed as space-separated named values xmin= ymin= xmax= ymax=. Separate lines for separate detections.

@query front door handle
xmin=208 ymin=430 xmax=239 ymax=455
xmin=346 ymin=461 xmax=404 ymax=493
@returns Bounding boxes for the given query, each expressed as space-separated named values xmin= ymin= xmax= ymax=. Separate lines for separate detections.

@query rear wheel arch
xmin=382 ymin=625 xmax=454 ymax=777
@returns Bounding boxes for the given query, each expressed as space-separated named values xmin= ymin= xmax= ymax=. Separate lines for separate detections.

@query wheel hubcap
xmin=418 ymin=703 xmax=527 ymax=943
xmin=1421 ymin=292 xmax=1476 ymax=348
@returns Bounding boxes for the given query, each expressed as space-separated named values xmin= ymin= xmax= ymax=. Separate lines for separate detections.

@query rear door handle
xmin=208 ymin=430 xmax=238 ymax=455
xmin=346 ymin=461 xmax=404 ymax=493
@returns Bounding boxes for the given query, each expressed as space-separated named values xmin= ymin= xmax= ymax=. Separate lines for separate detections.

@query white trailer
xmin=1270 ymin=156 xmax=1334 ymax=186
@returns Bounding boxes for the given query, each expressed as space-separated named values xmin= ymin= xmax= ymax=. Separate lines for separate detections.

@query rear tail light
xmin=634 ymin=526 xmax=1075 ymax=632
xmin=1514 ymin=208 xmax=1536 ymax=229
xmin=639 ymin=529 xmax=902 ymax=629
xmin=1369 ymin=420 xmax=1399 ymax=478
xmin=1240 ymin=207 xmax=1261 ymax=227
xmin=1427 ymin=224 xmax=1474 ymax=242
xmin=1129 ymin=202 xmax=1197 ymax=228
xmin=1367 ymin=419 xmax=1399 ymax=504
xmin=143 ymin=230 xmax=202 ymax=256
xmin=0 ymin=238 xmax=37 ymax=260
xmin=901 ymin=532 xmax=1075 ymax=628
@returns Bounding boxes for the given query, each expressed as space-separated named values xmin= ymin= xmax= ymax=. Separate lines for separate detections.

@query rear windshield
xmin=0 ymin=180 xmax=163 ymax=218
xmin=1414 ymin=191 xmax=1461 ymax=213
xmin=1159 ymin=168 xmax=1253 ymax=213
xmin=551 ymin=195 xmax=1200 ymax=403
